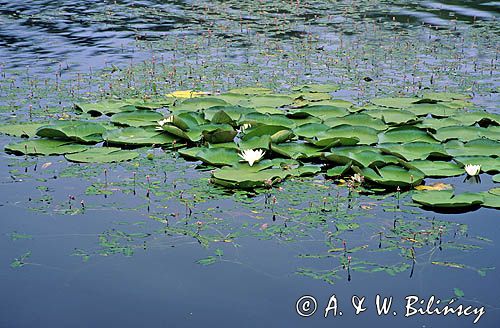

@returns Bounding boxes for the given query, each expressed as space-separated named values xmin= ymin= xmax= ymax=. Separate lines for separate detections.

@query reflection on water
xmin=0 ymin=0 xmax=498 ymax=71
xmin=0 ymin=1 xmax=499 ymax=327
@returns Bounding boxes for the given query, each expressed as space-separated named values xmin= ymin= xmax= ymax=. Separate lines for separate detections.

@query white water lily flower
xmin=239 ymin=149 xmax=265 ymax=166
xmin=464 ymin=164 xmax=481 ymax=176
xmin=157 ymin=116 xmax=174 ymax=127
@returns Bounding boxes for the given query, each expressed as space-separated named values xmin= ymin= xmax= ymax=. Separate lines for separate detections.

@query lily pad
xmin=293 ymin=123 xmax=330 ymax=138
xmin=289 ymin=105 xmax=349 ymax=119
xmin=323 ymin=113 xmax=387 ymax=131
xmin=408 ymin=160 xmax=464 ymax=177
xmin=75 ymin=101 xmax=138 ymax=116
xmin=243 ymin=94 xmax=294 ymax=108
xmin=271 ymin=142 xmax=324 ymax=159
xmin=179 ymin=147 xmax=241 ymax=167
xmin=325 ymin=149 xmax=399 ymax=168
xmin=445 ymin=139 xmax=500 ymax=157
xmin=103 ymin=127 xmax=179 ymax=146
xmin=309 ymin=125 xmax=378 ymax=146
xmin=378 ymin=126 xmax=437 ymax=144
xmin=356 ymin=164 xmax=425 ymax=187
xmin=65 ymin=147 xmax=139 ymax=163
xmin=412 ymin=190 xmax=483 ymax=209
xmin=5 ymin=139 xmax=88 ymax=155
xmin=433 ymin=126 xmax=500 ymax=142
xmin=406 ymin=103 xmax=458 ymax=117
xmin=110 ymin=110 xmax=164 ymax=127
xmin=370 ymin=97 xmax=419 ymax=108
xmin=241 ymin=113 xmax=296 ymax=128
xmin=422 ymin=92 xmax=471 ymax=102
xmin=365 ymin=109 xmax=419 ymax=125
xmin=36 ymin=121 xmax=107 ymax=143
xmin=379 ymin=142 xmax=449 ymax=161
xmin=0 ymin=123 xmax=47 ymax=138
xmin=238 ymin=135 xmax=271 ymax=150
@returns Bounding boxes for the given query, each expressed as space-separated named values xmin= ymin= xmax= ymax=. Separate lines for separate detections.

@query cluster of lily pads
xmin=1 ymin=86 xmax=499 ymax=210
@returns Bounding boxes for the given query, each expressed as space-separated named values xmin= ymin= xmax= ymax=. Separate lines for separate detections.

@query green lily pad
xmin=36 ymin=120 xmax=107 ymax=143
xmin=412 ymin=190 xmax=483 ymax=209
xmin=75 ymin=101 xmax=138 ymax=116
xmin=356 ymin=164 xmax=425 ymax=187
xmin=365 ymin=108 xmax=419 ymax=125
xmin=408 ymin=160 xmax=464 ymax=177
xmin=379 ymin=142 xmax=449 ymax=161
xmin=293 ymin=123 xmax=330 ymax=138
xmin=110 ymin=110 xmax=164 ymax=127
xmin=417 ymin=117 xmax=463 ymax=131
xmin=238 ymin=135 xmax=271 ymax=150
xmin=289 ymin=105 xmax=349 ymax=119
xmin=241 ymin=113 xmax=296 ymax=128
xmin=378 ymin=126 xmax=437 ymax=144
xmin=103 ymin=127 xmax=179 ymax=146
xmin=179 ymin=147 xmax=241 ymax=166
xmin=0 ymin=122 xmax=47 ymax=138
xmin=323 ymin=113 xmax=387 ymax=131
xmin=242 ymin=125 xmax=291 ymax=141
xmin=243 ymin=94 xmax=294 ymax=108
xmin=422 ymin=92 xmax=471 ymax=102
xmin=309 ymin=125 xmax=378 ymax=146
xmin=493 ymin=174 xmax=500 ymax=183
xmin=5 ymin=139 xmax=88 ymax=155
xmin=406 ymin=103 xmax=458 ymax=117
xmin=433 ymin=126 xmax=500 ymax=142
xmin=310 ymin=99 xmax=354 ymax=109
xmin=211 ymin=159 xmax=317 ymax=188
xmin=211 ymin=93 xmax=250 ymax=106
xmin=370 ymin=97 xmax=419 ymax=108
xmin=203 ymin=106 xmax=251 ymax=122
xmin=445 ymin=139 xmax=500 ymax=157
xmin=326 ymin=162 xmax=352 ymax=178
xmin=271 ymin=142 xmax=324 ymax=159
xmin=294 ymin=92 xmax=332 ymax=102
xmin=325 ymin=149 xmax=399 ymax=168
xmin=65 ymin=147 xmax=139 ymax=163
xmin=452 ymin=111 xmax=500 ymax=126
xmin=481 ymin=190 xmax=500 ymax=209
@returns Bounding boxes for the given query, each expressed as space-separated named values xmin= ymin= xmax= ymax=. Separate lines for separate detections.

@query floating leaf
xmin=370 ymin=97 xmax=419 ymax=108
xmin=0 ymin=123 xmax=47 ymax=138
xmin=36 ymin=120 xmax=107 ymax=143
xmin=5 ymin=139 xmax=88 ymax=155
xmin=65 ymin=147 xmax=139 ymax=163
xmin=412 ymin=190 xmax=483 ymax=209
xmin=110 ymin=110 xmax=164 ymax=127
xmin=379 ymin=142 xmax=448 ymax=161
xmin=104 ymin=127 xmax=179 ymax=146
xmin=408 ymin=160 xmax=464 ymax=177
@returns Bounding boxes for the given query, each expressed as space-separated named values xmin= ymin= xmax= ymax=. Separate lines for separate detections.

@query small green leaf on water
xmin=9 ymin=232 xmax=33 ymax=241
xmin=196 ymin=256 xmax=217 ymax=266
xmin=10 ymin=251 xmax=31 ymax=268
xmin=453 ymin=288 xmax=465 ymax=298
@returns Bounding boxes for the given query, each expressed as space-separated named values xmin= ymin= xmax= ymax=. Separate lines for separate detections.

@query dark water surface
xmin=0 ymin=1 xmax=499 ymax=327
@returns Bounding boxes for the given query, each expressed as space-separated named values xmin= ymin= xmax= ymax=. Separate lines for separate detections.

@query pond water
xmin=0 ymin=1 xmax=499 ymax=327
